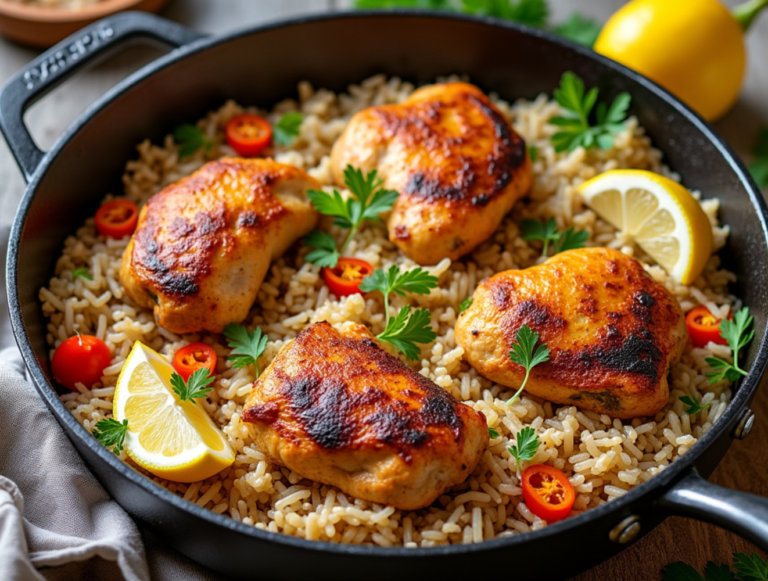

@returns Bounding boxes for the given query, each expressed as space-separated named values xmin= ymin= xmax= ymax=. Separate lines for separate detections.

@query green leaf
xmin=679 ymin=395 xmax=712 ymax=416
xmin=362 ymin=187 xmax=400 ymax=221
xmin=748 ymin=128 xmax=768 ymax=189
xmin=553 ymin=227 xmax=589 ymax=253
xmin=303 ymin=230 xmax=341 ymax=268
xmin=273 ymin=112 xmax=304 ymax=146
xmin=488 ymin=427 xmax=500 ymax=438
xmin=377 ymin=306 xmax=436 ymax=360
xmin=507 ymin=426 xmax=539 ymax=471
xmin=459 ymin=297 xmax=474 ymax=313
xmin=528 ymin=144 xmax=539 ymax=162
xmin=663 ymin=561 xmax=705 ymax=581
xmin=173 ymin=124 xmax=213 ymax=158
xmin=733 ymin=553 xmax=768 ymax=581
xmin=553 ymin=13 xmax=602 ymax=47
xmin=93 ymin=418 xmax=129 ymax=455
xmin=72 ymin=267 xmax=93 ymax=281
xmin=224 ymin=323 xmax=269 ymax=376
xmin=171 ymin=368 xmax=215 ymax=402
xmin=507 ymin=324 xmax=550 ymax=404
xmin=705 ymin=307 xmax=753 ymax=385
xmin=703 ymin=562 xmax=736 ymax=581
xmin=359 ymin=265 xmax=438 ymax=298
xmin=521 ymin=218 xmax=588 ymax=256
xmin=462 ymin=0 xmax=548 ymax=27
xmin=307 ymin=188 xmax=354 ymax=230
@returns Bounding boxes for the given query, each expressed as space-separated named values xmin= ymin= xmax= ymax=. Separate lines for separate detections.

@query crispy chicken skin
xmin=456 ymin=248 xmax=687 ymax=419
xmin=242 ymin=322 xmax=487 ymax=510
xmin=330 ymin=82 xmax=532 ymax=265
xmin=120 ymin=158 xmax=319 ymax=334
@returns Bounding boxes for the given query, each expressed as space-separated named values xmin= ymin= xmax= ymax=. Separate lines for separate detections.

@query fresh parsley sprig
xmin=93 ymin=418 xmax=129 ymax=455
xmin=72 ymin=267 xmax=92 ymax=281
xmin=273 ymin=112 xmax=304 ymax=146
xmin=459 ymin=297 xmax=474 ymax=313
xmin=173 ymin=124 xmax=214 ymax=158
xmin=664 ymin=551 xmax=768 ymax=581
xmin=521 ymin=217 xmax=589 ymax=257
xmin=705 ymin=307 xmax=754 ymax=384
xmin=749 ymin=127 xmax=768 ymax=189
xmin=461 ymin=0 xmax=548 ymax=27
xmin=171 ymin=368 xmax=215 ymax=402
xmin=549 ymin=72 xmax=631 ymax=153
xmin=224 ymin=323 xmax=269 ymax=378
xmin=679 ymin=395 xmax=712 ymax=416
xmin=553 ymin=13 xmax=602 ymax=47
xmin=507 ymin=324 xmax=550 ymax=405
xmin=303 ymin=166 xmax=399 ymax=269
xmin=358 ymin=264 xmax=438 ymax=359
xmin=488 ymin=426 xmax=500 ymax=439
xmin=508 ymin=426 xmax=539 ymax=471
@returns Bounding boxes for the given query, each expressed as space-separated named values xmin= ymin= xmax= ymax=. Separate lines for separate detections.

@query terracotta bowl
xmin=0 ymin=0 xmax=172 ymax=47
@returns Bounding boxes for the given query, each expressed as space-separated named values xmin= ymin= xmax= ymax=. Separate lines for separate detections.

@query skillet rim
xmin=6 ymin=8 xmax=768 ymax=558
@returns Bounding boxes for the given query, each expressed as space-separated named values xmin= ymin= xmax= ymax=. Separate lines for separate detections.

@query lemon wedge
xmin=113 ymin=342 xmax=234 ymax=482
xmin=578 ymin=169 xmax=712 ymax=285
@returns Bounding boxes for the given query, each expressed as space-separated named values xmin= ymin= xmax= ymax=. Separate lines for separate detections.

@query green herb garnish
xmin=72 ymin=267 xmax=92 ymax=281
xmin=173 ymin=124 xmax=214 ymax=158
xmin=459 ymin=297 xmax=474 ymax=313
xmin=521 ymin=217 xmax=588 ymax=257
xmin=93 ymin=418 xmax=129 ymax=455
xmin=549 ymin=72 xmax=631 ymax=153
xmin=748 ymin=128 xmax=768 ymax=189
xmin=705 ymin=307 xmax=754 ymax=384
xmin=171 ymin=368 xmax=215 ymax=402
xmin=461 ymin=0 xmax=548 ymax=27
xmin=679 ymin=395 xmax=712 ymax=416
xmin=553 ymin=13 xmax=602 ymax=47
xmin=528 ymin=144 xmax=539 ymax=162
xmin=507 ymin=324 xmax=550 ymax=405
xmin=224 ymin=323 xmax=269 ymax=377
xmin=508 ymin=426 xmax=539 ymax=471
xmin=488 ymin=427 xmax=500 ymax=439
xmin=273 ymin=112 xmax=304 ymax=146
xmin=664 ymin=552 xmax=768 ymax=581
xmin=304 ymin=166 xmax=399 ymax=269
xmin=359 ymin=264 xmax=438 ymax=360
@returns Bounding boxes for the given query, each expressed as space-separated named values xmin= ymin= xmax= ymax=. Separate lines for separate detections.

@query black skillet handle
xmin=0 ymin=11 xmax=205 ymax=183
xmin=659 ymin=467 xmax=768 ymax=551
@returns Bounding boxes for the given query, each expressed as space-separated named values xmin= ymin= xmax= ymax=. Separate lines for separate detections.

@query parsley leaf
xmin=461 ymin=0 xmax=548 ymax=27
xmin=72 ymin=267 xmax=92 ymax=281
xmin=679 ymin=395 xmax=712 ymax=416
xmin=734 ymin=553 xmax=768 ymax=581
xmin=303 ymin=230 xmax=340 ymax=268
xmin=378 ymin=306 xmax=437 ymax=360
xmin=549 ymin=72 xmax=631 ymax=153
xmin=459 ymin=297 xmax=474 ymax=313
xmin=273 ymin=112 xmax=304 ymax=146
xmin=704 ymin=562 xmax=737 ymax=581
xmin=173 ymin=124 xmax=214 ymax=158
xmin=358 ymin=264 xmax=438 ymax=299
xmin=553 ymin=13 xmax=602 ymax=47
xmin=521 ymin=218 xmax=588 ymax=256
xmin=705 ymin=307 xmax=754 ymax=384
xmin=488 ymin=426 xmax=500 ymax=438
xmin=528 ymin=144 xmax=539 ymax=162
xmin=223 ymin=323 xmax=269 ymax=377
xmin=663 ymin=561 xmax=705 ymax=581
xmin=93 ymin=418 xmax=129 ymax=455
xmin=304 ymin=166 xmax=399 ymax=268
xmin=748 ymin=128 xmax=768 ymax=189
xmin=507 ymin=324 xmax=549 ymax=405
xmin=170 ymin=368 xmax=215 ymax=402
xmin=508 ymin=426 xmax=539 ymax=471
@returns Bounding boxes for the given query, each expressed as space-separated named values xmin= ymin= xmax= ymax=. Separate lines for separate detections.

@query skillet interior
xmin=8 ymin=12 xmax=768 ymax=581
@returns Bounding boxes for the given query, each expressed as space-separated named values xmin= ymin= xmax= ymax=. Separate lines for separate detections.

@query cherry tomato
xmin=322 ymin=258 xmax=374 ymax=297
xmin=521 ymin=464 xmax=576 ymax=523
xmin=686 ymin=306 xmax=730 ymax=348
xmin=95 ymin=199 xmax=139 ymax=239
xmin=173 ymin=343 xmax=218 ymax=381
xmin=51 ymin=334 xmax=112 ymax=391
xmin=225 ymin=114 xmax=272 ymax=157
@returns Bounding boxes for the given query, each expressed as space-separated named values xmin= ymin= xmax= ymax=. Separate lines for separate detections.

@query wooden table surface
xmin=0 ymin=1 xmax=766 ymax=579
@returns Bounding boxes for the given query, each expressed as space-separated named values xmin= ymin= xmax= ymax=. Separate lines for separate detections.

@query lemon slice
xmin=578 ymin=169 xmax=713 ymax=285
xmin=113 ymin=342 xmax=234 ymax=482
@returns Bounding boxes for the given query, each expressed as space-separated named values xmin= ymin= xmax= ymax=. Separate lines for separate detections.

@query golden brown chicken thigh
xmin=120 ymin=158 xmax=318 ymax=334
xmin=330 ymin=82 xmax=532 ymax=265
xmin=456 ymin=248 xmax=687 ymax=418
xmin=242 ymin=322 xmax=487 ymax=510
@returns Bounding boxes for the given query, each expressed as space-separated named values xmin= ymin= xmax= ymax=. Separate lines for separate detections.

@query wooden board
xmin=0 ymin=1 xmax=767 ymax=579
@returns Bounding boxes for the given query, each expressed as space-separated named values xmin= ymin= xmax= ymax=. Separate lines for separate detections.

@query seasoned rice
xmin=42 ymin=74 xmax=738 ymax=547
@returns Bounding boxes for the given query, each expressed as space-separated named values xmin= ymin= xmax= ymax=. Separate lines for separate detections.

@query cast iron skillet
xmin=2 ymin=10 xmax=768 ymax=581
